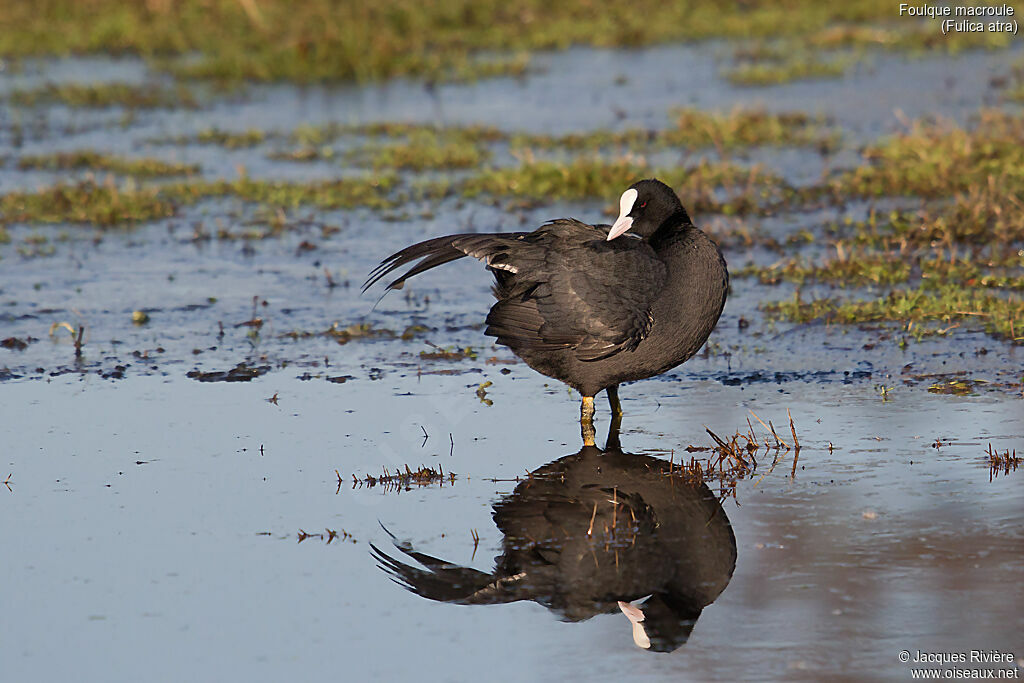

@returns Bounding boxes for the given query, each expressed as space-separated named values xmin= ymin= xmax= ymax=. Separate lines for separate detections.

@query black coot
xmin=364 ymin=178 xmax=728 ymax=444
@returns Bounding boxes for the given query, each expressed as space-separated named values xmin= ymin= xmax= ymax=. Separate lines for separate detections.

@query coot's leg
xmin=607 ymin=385 xmax=623 ymax=418
xmin=581 ymin=396 xmax=596 ymax=446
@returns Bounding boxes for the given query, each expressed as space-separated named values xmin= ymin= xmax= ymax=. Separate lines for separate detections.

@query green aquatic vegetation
xmin=419 ymin=345 xmax=477 ymax=361
xmin=739 ymin=249 xmax=1024 ymax=290
xmin=275 ymin=123 xmax=502 ymax=167
xmin=827 ymin=110 xmax=1024 ymax=199
xmin=151 ymin=127 xmax=268 ymax=148
xmin=6 ymin=0 xmax=996 ymax=85
xmin=290 ymin=121 xmax=504 ymax=147
xmin=808 ymin=19 xmax=1020 ymax=53
xmin=195 ymin=127 xmax=265 ymax=147
xmin=163 ymin=174 xmax=400 ymax=210
xmin=7 ymin=82 xmax=197 ymax=109
xmin=325 ymin=322 xmax=396 ymax=344
xmin=278 ymin=125 xmax=497 ymax=169
xmin=0 ymin=173 xmax=398 ymax=227
xmin=510 ymin=129 xmax=661 ymax=152
xmin=831 ymin=185 xmax=1024 ymax=251
xmin=0 ymin=181 xmax=176 ymax=226
xmin=17 ymin=151 xmax=199 ymax=176
xmin=290 ymin=123 xmax=349 ymax=147
xmin=919 ymin=256 xmax=1024 ymax=291
xmin=266 ymin=146 xmax=336 ymax=163
xmin=278 ymin=147 xmax=331 ymax=162
xmin=738 ymin=254 xmax=912 ymax=286
xmin=17 ymin=233 xmax=57 ymax=258
xmin=444 ymin=53 xmax=532 ymax=81
xmin=460 ymin=157 xmax=784 ymax=215
xmin=667 ymin=108 xmax=839 ymax=149
xmin=762 ymin=284 xmax=1024 ymax=341
xmin=355 ymin=133 xmax=490 ymax=171
xmin=720 ymin=15 xmax=1019 ymax=86
xmin=1004 ymin=60 xmax=1024 ymax=102
xmin=511 ymin=109 xmax=838 ymax=152
xmin=364 ymin=139 xmax=488 ymax=170
xmin=723 ymin=53 xmax=852 ymax=86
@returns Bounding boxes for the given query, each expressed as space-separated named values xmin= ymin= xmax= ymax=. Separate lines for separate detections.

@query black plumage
xmin=364 ymin=178 xmax=728 ymax=438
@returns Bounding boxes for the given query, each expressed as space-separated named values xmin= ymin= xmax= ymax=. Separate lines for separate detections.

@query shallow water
xmin=1 ymin=43 xmax=1023 ymax=682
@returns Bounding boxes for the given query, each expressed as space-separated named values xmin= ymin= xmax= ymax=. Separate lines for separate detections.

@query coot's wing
xmin=486 ymin=222 xmax=667 ymax=362
xmin=362 ymin=231 xmax=531 ymax=292
xmin=363 ymin=219 xmax=667 ymax=362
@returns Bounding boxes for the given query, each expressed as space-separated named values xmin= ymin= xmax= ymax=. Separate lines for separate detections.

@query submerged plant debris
xmin=186 ymin=363 xmax=271 ymax=382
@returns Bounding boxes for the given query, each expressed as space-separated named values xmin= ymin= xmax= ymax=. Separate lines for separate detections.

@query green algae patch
xmin=18 ymin=151 xmax=199 ymax=177
xmin=8 ymin=82 xmax=197 ymax=109
xmin=0 ymin=181 xmax=176 ymax=226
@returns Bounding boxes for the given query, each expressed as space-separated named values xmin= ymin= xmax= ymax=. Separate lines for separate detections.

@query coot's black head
xmin=607 ymin=178 xmax=691 ymax=241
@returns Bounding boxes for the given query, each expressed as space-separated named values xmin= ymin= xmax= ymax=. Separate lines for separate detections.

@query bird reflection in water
xmin=370 ymin=422 xmax=737 ymax=652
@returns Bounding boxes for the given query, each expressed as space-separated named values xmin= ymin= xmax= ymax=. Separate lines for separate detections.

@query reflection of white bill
xmin=618 ymin=600 xmax=651 ymax=649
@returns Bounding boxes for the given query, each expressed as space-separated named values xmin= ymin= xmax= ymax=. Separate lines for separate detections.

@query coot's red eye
xmin=639 ymin=201 xmax=647 ymax=209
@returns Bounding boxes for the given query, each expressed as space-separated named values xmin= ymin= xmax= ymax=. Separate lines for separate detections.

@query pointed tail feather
xmin=362 ymin=234 xmax=474 ymax=293
xmin=362 ymin=231 xmax=533 ymax=295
